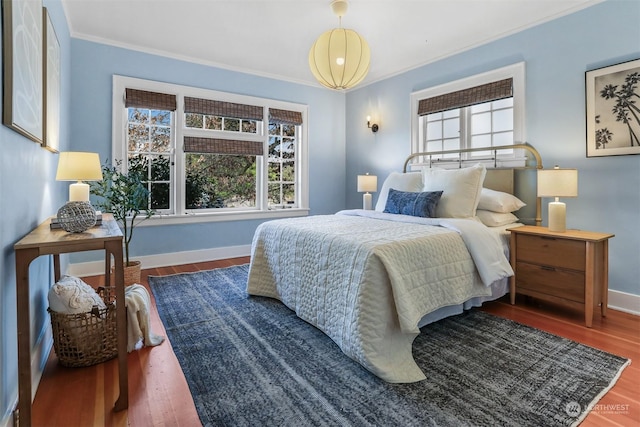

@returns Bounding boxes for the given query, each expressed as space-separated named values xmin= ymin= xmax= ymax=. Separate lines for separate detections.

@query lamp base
xmin=69 ymin=181 xmax=90 ymax=202
xmin=548 ymin=201 xmax=566 ymax=232
xmin=362 ymin=193 xmax=372 ymax=210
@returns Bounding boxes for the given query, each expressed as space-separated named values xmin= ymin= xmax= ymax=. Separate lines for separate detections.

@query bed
xmin=246 ymin=144 xmax=543 ymax=383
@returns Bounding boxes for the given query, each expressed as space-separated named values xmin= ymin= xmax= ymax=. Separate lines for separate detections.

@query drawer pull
xmin=541 ymin=266 xmax=556 ymax=271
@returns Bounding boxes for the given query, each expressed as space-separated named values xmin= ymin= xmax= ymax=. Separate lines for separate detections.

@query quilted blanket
xmin=246 ymin=212 xmax=511 ymax=383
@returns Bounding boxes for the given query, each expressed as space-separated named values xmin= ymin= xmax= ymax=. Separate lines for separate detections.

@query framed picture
xmin=42 ymin=7 xmax=60 ymax=153
xmin=586 ymin=58 xmax=640 ymax=157
xmin=1 ymin=0 xmax=44 ymax=144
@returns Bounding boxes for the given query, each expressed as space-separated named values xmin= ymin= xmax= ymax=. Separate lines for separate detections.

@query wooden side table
xmin=14 ymin=214 xmax=128 ymax=426
xmin=509 ymin=225 xmax=614 ymax=327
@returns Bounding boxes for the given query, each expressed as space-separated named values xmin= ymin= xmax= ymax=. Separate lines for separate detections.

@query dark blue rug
xmin=149 ymin=264 xmax=629 ymax=427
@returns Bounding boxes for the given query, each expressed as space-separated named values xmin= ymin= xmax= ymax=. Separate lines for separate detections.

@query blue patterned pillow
xmin=383 ymin=188 xmax=443 ymax=218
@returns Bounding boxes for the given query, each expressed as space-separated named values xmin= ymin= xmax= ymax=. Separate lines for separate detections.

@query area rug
xmin=149 ymin=264 xmax=629 ymax=427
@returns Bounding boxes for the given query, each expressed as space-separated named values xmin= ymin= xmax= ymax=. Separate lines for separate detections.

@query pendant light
xmin=308 ymin=0 xmax=370 ymax=90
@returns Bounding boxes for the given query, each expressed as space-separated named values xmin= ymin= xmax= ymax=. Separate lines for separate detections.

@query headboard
xmin=402 ymin=143 xmax=543 ymax=226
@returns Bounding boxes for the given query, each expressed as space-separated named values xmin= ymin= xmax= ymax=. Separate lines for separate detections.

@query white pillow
xmin=422 ymin=164 xmax=486 ymax=218
xmin=48 ymin=275 xmax=106 ymax=314
xmin=476 ymin=209 xmax=519 ymax=227
xmin=477 ymin=188 xmax=526 ymax=213
xmin=375 ymin=172 xmax=423 ymax=212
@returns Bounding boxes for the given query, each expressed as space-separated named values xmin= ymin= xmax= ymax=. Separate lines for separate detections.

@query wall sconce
xmin=366 ymin=115 xmax=379 ymax=133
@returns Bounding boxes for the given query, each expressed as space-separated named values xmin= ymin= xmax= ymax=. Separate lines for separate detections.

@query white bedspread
xmin=246 ymin=211 xmax=513 ymax=383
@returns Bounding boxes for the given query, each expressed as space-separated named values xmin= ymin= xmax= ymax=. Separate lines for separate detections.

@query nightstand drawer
xmin=517 ymin=234 xmax=585 ymax=271
xmin=516 ymin=262 xmax=585 ymax=303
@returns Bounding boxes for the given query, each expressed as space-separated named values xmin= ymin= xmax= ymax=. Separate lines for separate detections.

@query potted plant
xmin=90 ymin=159 xmax=155 ymax=285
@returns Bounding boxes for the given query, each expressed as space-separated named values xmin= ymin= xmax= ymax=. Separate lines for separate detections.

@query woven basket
xmin=48 ymin=286 xmax=118 ymax=368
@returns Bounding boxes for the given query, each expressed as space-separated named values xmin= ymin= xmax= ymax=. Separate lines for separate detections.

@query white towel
xmin=125 ymin=284 xmax=165 ymax=352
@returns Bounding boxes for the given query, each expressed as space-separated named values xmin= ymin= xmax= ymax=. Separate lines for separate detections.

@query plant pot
xmin=123 ymin=260 xmax=141 ymax=286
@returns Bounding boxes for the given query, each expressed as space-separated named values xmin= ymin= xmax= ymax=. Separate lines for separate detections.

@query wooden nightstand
xmin=509 ymin=225 xmax=614 ymax=327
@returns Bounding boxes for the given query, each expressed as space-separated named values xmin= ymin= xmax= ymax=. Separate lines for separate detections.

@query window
xmin=113 ymin=76 xmax=308 ymax=224
xmin=410 ymin=62 xmax=525 ymax=168
xmin=268 ymin=108 xmax=303 ymax=208
xmin=182 ymin=97 xmax=265 ymax=212
xmin=124 ymin=89 xmax=176 ymax=211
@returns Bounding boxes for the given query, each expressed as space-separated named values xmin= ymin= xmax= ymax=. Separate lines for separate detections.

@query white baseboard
xmin=607 ymin=289 xmax=640 ymax=316
xmin=67 ymin=245 xmax=252 ymax=277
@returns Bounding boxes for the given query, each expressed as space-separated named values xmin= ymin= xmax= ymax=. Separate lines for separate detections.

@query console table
xmin=14 ymin=214 xmax=128 ymax=426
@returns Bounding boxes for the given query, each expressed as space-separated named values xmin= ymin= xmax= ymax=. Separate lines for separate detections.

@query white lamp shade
xmin=56 ymin=152 xmax=103 ymax=181
xmin=357 ymin=174 xmax=377 ymax=193
xmin=537 ymin=168 xmax=578 ymax=198
xmin=309 ymin=28 xmax=370 ymax=90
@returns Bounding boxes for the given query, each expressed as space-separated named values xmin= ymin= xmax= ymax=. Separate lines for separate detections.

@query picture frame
xmin=1 ymin=0 xmax=44 ymax=144
xmin=42 ymin=7 xmax=60 ymax=153
xmin=586 ymin=58 xmax=640 ymax=157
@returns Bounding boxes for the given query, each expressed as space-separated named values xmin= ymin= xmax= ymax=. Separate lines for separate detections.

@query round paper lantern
xmin=309 ymin=27 xmax=370 ymax=90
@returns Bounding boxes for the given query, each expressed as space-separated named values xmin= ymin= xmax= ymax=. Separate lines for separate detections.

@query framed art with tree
xmin=586 ymin=59 xmax=640 ymax=157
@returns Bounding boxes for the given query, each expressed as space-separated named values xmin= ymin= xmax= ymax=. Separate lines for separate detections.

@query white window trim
xmin=112 ymin=75 xmax=309 ymax=225
xmin=409 ymin=62 xmax=526 ymax=168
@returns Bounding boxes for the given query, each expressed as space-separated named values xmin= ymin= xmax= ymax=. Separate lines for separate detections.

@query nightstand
xmin=509 ymin=225 xmax=614 ymax=327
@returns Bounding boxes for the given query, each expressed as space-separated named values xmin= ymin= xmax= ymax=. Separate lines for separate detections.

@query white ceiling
xmin=61 ymin=0 xmax=601 ymax=89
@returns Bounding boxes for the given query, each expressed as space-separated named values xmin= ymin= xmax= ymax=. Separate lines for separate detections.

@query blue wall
xmin=68 ymin=39 xmax=346 ymax=262
xmin=1 ymin=0 xmax=638 ymax=421
xmin=344 ymin=0 xmax=640 ymax=296
xmin=0 ymin=0 xmax=70 ymax=422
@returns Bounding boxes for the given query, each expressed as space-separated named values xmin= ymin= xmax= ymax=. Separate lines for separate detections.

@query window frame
xmin=410 ymin=62 xmax=526 ymax=169
xmin=112 ymin=75 xmax=309 ymax=225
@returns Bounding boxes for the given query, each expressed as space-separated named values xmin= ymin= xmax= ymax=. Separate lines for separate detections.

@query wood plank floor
xmin=32 ymin=258 xmax=639 ymax=426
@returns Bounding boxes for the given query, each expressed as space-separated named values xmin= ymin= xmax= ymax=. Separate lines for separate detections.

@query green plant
xmin=90 ymin=160 xmax=155 ymax=266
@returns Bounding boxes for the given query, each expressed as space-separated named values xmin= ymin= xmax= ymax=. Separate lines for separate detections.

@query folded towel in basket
xmin=125 ymin=284 xmax=165 ymax=352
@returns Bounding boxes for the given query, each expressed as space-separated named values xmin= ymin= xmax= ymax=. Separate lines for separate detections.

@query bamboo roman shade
xmin=417 ymin=78 xmax=513 ymax=116
xmin=183 ymin=137 xmax=263 ymax=156
xmin=125 ymin=89 xmax=177 ymax=111
xmin=269 ymin=108 xmax=303 ymax=125
xmin=184 ymin=97 xmax=263 ymax=121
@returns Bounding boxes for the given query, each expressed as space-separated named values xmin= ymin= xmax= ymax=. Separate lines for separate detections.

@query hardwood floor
xmin=32 ymin=258 xmax=639 ymax=426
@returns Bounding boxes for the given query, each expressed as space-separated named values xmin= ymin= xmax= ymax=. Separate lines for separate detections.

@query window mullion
xmin=460 ymin=108 xmax=470 ymax=151
xmin=175 ymin=95 xmax=185 ymax=215
xmin=260 ymin=109 xmax=269 ymax=210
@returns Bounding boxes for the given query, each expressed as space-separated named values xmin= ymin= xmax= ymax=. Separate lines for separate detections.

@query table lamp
xmin=55 ymin=152 xmax=103 ymax=232
xmin=537 ymin=166 xmax=578 ymax=232
xmin=357 ymin=173 xmax=377 ymax=210
xmin=56 ymin=152 xmax=103 ymax=201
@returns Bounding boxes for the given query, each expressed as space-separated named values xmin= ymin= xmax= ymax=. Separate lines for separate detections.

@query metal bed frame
xmin=402 ymin=143 xmax=543 ymax=226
